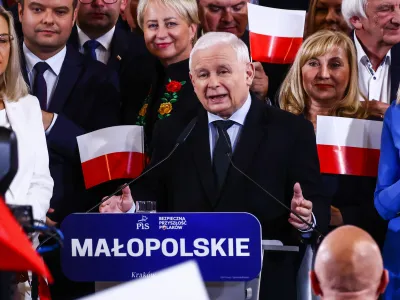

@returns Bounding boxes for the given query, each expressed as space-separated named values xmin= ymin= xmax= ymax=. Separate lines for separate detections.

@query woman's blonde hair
xmin=137 ymin=0 xmax=199 ymax=30
xmin=0 ymin=7 xmax=28 ymax=101
xmin=279 ymin=30 xmax=367 ymax=119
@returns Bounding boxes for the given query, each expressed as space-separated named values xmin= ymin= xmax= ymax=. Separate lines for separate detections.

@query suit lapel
xmin=48 ymin=46 xmax=82 ymax=113
xmin=107 ymin=28 xmax=128 ymax=73
xmin=68 ymin=26 xmax=80 ymax=52
xmin=219 ymin=98 xmax=267 ymax=201
xmin=190 ymin=109 xmax=217 ymax=205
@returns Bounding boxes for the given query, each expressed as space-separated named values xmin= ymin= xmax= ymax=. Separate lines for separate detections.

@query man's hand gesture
xmin=99 ymin=185 xmax=134 ymax=213
xmin=288 ymin=183 xmax=313 ymax=230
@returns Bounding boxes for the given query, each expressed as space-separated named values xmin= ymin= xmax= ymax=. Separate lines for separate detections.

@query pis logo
xmin=136 ymin=215 xmax=150 ymax=230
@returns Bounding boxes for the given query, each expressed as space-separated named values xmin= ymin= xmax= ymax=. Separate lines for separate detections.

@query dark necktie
xmin=33 ymin=62 xmax=50 ymax=110
xmin=212 ymin=120 xmax=235 ymax=191
xmin=83 ymin=40 xmax=101 ymax=61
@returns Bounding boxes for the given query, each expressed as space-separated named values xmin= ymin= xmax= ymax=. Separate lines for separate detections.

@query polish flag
xmin=316 ymin=116 xmax=383 ymax=177
xmin=247 ymin=3 xmax=306 ymax=64
xmin=77 ymin=126 xmax=145 ymax=189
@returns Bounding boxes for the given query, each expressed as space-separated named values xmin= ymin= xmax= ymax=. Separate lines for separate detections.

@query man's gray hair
xmin=189 ymin=32 xmax=250 ymax=71
xmin=342 ymin=0 xmax=368 ymax=29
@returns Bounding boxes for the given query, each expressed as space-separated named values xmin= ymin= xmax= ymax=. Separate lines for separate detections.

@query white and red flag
xmin=77 ymin=126 xmax=146 ymax=189
xmin=316 ymin=116 xmax=382 ymax=177
xmin=247 ymin=3 xmax=306 ymax=64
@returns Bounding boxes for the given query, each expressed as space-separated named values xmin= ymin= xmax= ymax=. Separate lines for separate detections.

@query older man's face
xmin=198 ymin=0 xmax=249 ymax=38
xmin=357 ymin=0 xmax=400 ymax=46
xmin=190 ymin=43 xmax=254 ymax=118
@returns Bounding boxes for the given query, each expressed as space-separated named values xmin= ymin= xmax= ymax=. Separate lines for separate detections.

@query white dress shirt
xmin=23 ymin=43 xmax=66 ymax=133
xmin=0 ymin=109 xmax=7 ymax=127
xmin=354 ymin=32 xmax=391 ymax=103
xmin=77 ymin=25 xmax=115 ymax=65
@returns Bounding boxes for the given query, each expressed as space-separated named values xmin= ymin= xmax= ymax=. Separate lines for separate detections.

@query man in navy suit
xmin=68 ymin=0 xmax=152 ymax=122
xmin=342 ymin=0 xmax=400 ymax=118
xmin=18 ymin=0 xmax=120 ymax=298
xmin=68 ymin=0 xmax=147 ymax=70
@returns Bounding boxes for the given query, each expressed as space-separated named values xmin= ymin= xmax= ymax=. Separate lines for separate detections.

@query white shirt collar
xmin=23 ymin=42 xmax=66 ymax=76
xmin=354 ymin=32 xmax=391 ymax=66
xmin=77 ymin=25 xmax=115 ymax=51
xmin=207 ymin=93 xmax=252 ymax=125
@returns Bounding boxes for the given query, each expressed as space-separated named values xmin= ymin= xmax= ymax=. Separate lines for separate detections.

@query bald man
xmin=310 ymin=225 xmax=389 ymax=300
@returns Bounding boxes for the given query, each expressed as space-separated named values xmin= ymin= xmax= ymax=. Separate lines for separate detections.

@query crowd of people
xmin=1 ymin=0 xmax=399 ymax=299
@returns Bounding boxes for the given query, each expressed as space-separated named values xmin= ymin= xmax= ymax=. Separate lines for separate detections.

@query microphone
xmin=0 ymin=126 xmax=18 ymax=197
xmin=86 ymin=117 xmax=198 ymax=213
xmin=219 ymin=128 xmax=324 ymax=238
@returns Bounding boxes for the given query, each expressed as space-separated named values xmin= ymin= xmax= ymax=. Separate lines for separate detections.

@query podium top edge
xmin=262 ymin=240 xmax=299 ymax=252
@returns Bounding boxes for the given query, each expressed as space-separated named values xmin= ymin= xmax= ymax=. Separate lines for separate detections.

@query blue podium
xmin=61 ymin=213 xmax=270 ymax=299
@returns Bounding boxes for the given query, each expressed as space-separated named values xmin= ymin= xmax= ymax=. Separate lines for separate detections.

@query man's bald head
xmin=310 ymin=225 xmax=388 ymax=300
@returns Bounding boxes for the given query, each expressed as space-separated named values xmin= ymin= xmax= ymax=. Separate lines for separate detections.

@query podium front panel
xmin=60 ymin=213 xmax=262 ymax=282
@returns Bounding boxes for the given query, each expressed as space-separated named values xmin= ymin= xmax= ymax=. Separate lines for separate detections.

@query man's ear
xmin=377 ymin=269 xmax=389 ymax=295
xmin=245 ymin=62 xmax=255 ymax=87
xmin=189 ymin=71 xmax=196 ymax=92
xmin=310 ymin=271 xmax=323 ymax=296
xmin=18 ymin=2 xmax=23 ymax=22
xmin=72 ymin=8 xmax=78 ymax=26
xmin=350 ymin=16 xmax=363 ymax=30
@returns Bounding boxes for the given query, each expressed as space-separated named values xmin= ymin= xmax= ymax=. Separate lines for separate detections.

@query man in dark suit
xmin=100 ymin=32 xmax=330 ymax=299
xmin=18 ymin=0 xmax=120 ymax=298
xmin=68 ymin=0 xmax=151 ymax=122
xmin=68 ymin=0 xmax=147 ymax=70
xmin=342 ymin=0 xmax=400 ymax=118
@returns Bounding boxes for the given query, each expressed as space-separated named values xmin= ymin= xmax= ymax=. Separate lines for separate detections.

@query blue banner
xmin=60 ymin=213 xmax=262 ymax=282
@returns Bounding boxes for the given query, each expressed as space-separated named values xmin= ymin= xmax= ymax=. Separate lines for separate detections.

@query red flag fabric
xmin=0 ymin=197 xmax=53 ymax=281
xmin=39 ymin=275 xmax=52 ymax=300
xmin=316 ymin=116 xmax=382 ymax=177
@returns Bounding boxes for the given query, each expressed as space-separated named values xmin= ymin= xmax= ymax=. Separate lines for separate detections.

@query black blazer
xmin=68 ymin=25 xmax=147 ymax=74
xmin=132 ymin=96 xmax=330 ymax=298
xmin=68 ymin=25 xmax=154 ymax=123
xmin=323 ymin=174 xmax=388 ymax=248
xmin=127 ymin=58 xmax=201 ymax=146
xmin=20 ymin=45 xmax=121 ymax=222
xmin=390 ymin=43 xmax=400 ymax=101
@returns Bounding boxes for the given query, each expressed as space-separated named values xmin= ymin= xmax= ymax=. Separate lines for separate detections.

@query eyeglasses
xmin=0 ymin=34 xmax=13 ymax=49
xmin=79 ymin=0 xmax=118 ymax=4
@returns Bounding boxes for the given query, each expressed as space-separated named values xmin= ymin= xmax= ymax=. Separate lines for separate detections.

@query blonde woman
xmin=0 ymin=7 xmax=53 ymax=223
xmin=374 ymin=88 xmax=400 ymax=299
xmin=133 ymin=0 xmax=201 ymax=144
xmin=280 ymin=30 xmax=387 ymax=248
